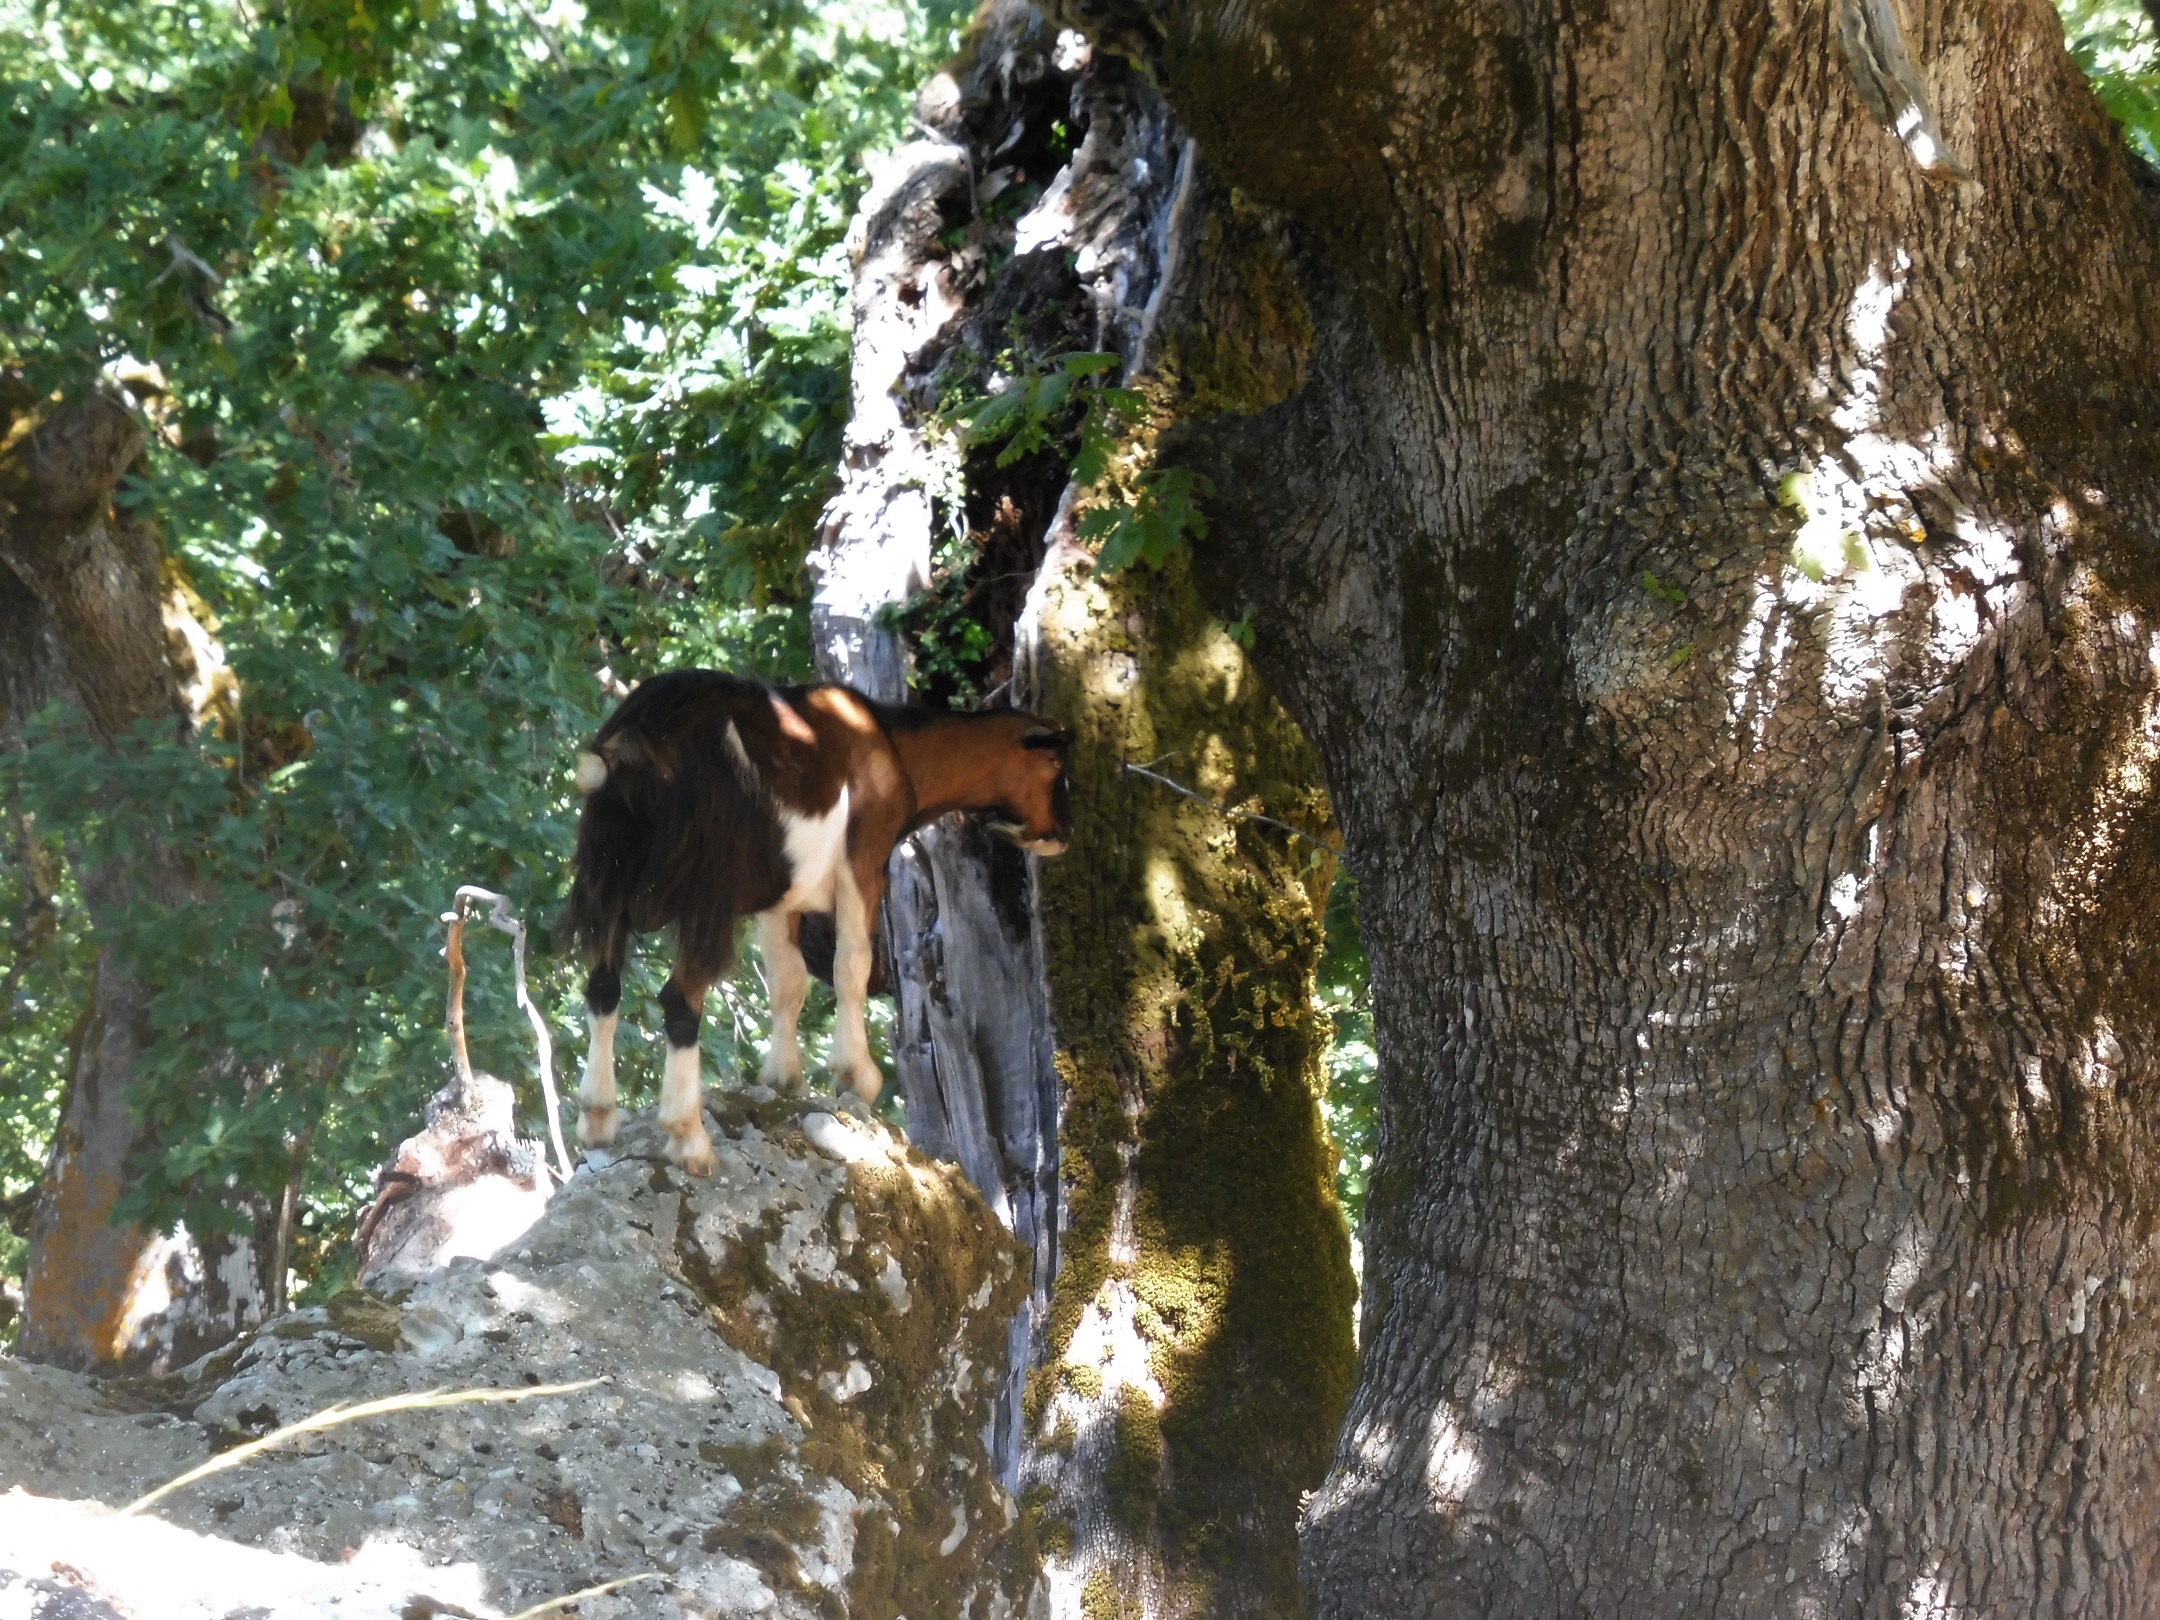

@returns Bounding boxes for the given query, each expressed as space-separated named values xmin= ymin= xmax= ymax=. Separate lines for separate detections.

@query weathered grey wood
xmin=880 ymin=820 xmax=1061 ymax=1477
xmin=808 ymin=7 xmax=1070 ymax=1493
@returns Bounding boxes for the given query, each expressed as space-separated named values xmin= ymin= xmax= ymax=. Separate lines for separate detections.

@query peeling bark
xmin=997 ymin=0 xmax=2160 ymax=1612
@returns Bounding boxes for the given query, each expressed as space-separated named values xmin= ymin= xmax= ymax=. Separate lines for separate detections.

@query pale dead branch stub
xmin=444 ymin=886 xmax=573 ymax=1182
xmin=120 ymin=1377 xmax=606 ymax=1516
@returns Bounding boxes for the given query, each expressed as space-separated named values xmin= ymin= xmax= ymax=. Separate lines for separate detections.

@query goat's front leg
xmin=656 ymin=973 xmax=716 ymax=1177
xmin=829 ymin=860 xmax=884 ymax=1104
xmin=756 ymin=909 xmax=809 ymax=1092
xmin=579 ymin=959 xmax=623 ymax=1147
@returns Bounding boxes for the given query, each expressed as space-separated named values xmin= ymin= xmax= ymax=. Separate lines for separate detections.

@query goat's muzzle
xmin=984 ymin=816 xmax=1070 ymax=857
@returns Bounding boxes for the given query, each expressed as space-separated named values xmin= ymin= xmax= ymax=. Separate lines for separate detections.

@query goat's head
xmin=981 ymin=720 xmax=1076 ymax=857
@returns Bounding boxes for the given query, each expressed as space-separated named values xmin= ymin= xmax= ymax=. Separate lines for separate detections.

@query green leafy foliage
xmin=1079 ymin=466 xmax=1213 ymax=576
xmin=1317 ymin=871 xmax=1374 ymax=1236
xmin=2059 ymin=0 xmax=2160 ymax=162
xmin=0 ymin=0 xmax=967 ymax=1303
xmin=874 ymin=528 xmax=999 ymax=701
xmin=948 ymin=348 xmax=1136 ymax=471
xmin=942 ymin=345 xmax=1212 ymax=577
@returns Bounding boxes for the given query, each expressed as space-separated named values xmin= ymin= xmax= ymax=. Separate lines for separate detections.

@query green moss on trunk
xmin=1032 ymin=547 xmax=1356 ymax=1618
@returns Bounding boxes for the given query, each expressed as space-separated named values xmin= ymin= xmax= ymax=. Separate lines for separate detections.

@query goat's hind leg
xmin=756 ymin=910 xmax=809 ymax=1092
xmin=579 ymin=937 xmax=626 ymax=1148
xmin=656 ymin=965 xmax=717 ymax=1177
xmin=829 ymin=860 xmax=884 ymax=1104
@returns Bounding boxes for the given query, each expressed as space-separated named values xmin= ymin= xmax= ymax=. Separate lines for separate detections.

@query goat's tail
xmin=560 ymin=732 xmax=653 ymax=961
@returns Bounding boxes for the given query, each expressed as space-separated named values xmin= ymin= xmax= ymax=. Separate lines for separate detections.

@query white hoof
xmin=843 ymin=1063 xmax=884 ymax=1106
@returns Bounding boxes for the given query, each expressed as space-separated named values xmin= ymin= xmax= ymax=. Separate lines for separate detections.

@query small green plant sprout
xmin=948 ymin=349 xmax=1142 ymax=469
xmin=1082 ymin=467 xmax=1215 ymax=575
xmin=1221 ymin=612 xmax=1257 ymax=649
xmin=1642 ymin=570 xmax=1688 ymax=607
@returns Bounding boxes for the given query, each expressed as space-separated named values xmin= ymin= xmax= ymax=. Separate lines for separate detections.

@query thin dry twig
xmin=504 ymin=1573 xmax=670 ymax=1620
xmin=507 ymin=0 xmax=570 ymax=70
xmin=1121 ymin=760 xmax=1340 ymax=853
xmin=448 ymin=885 xmax=575 ymax=1182
xmin=122 ymin=1378 xmax=605 ymax=1516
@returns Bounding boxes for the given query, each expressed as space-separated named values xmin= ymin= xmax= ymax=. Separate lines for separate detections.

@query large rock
xmin=0 ymin=1094 xmax=1041 ymax=1618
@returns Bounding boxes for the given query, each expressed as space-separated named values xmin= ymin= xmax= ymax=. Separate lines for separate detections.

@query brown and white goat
xmin=564 ymin=669 xmax=1073 ymax=1175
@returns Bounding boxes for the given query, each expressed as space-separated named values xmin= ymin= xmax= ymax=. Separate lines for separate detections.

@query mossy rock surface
xmin=0 ymin=1096 xmax=1037 ymax=1619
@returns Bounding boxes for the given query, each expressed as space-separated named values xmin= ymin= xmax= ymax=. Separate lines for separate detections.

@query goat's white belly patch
xmin=777 ymin=789 xmax=850 ymax=911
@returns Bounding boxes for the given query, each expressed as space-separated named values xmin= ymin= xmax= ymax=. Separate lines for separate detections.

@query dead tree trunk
xmin=987 ymin=0 xmax=2160 ymax=1612
xmin=0 ymin=377 xmax=267 ymax=1371
xmin=815 ymin=6 xmax=1357 ymax=1613
xmin=812 ymin=81 xmax=1066 ymax=1477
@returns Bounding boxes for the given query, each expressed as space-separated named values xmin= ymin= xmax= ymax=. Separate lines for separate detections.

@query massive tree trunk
xmin=815 ymin=7 xmax=1357 ymax=1613
xmin=0 ymin=377 xmax=267 ymax=1372
xmin=989 ymin=0 xmax=2160 ymax=1612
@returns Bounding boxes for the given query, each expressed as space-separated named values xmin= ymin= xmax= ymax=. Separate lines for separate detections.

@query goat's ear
xmin=1021 ymin=726 xmax=1076 ymax=750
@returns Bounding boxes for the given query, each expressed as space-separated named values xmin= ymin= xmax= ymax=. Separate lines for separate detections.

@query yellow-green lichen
xmin=1165 ymin=191 xmax=1316 ymax=421
xmin=1033 ymin=548 xmax=1358 ymax=1616
xmin=666 ymin=1096 xmax=1037 ymax=1620
xmin=1081 ymin=1567 xmax=1146 ymax=1620
xmin=1105 ymin=1386 xmax=1165 ymax=1533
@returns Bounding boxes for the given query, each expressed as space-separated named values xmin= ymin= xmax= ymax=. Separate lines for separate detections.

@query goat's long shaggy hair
xmin=563 ymin=670 xmax=792 ymax=985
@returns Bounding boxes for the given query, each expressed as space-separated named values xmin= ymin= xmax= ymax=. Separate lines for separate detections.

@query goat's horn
xmin=1021 ymin=726 xmax=1075 ymax=750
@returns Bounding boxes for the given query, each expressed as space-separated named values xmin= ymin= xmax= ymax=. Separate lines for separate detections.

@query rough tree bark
xmin=815 ymin=7 xmax=1356 ymax=1614
xmin=974 ymin=0 xmax=2160 ymax=1613
xmin=0 ymin=374 xmax=267 ymax=1372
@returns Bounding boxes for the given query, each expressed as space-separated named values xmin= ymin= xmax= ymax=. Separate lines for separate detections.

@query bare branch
xmin=1838 ymin=0 xmax=1976 ymax=186
xmin=448 ymin=886 xmax=574 ymax=1182
xmin=1122 ymin=760 xmax=1339 ymax=852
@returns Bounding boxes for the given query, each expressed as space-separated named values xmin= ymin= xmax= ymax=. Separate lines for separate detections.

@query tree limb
xmin=1122 ymin=759 xmax=1338 ymax=851
xmin=1837 ymin=0 xmax=1976 ymax=185
xmin=0 ymin=377 xmax=181 ymax=739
